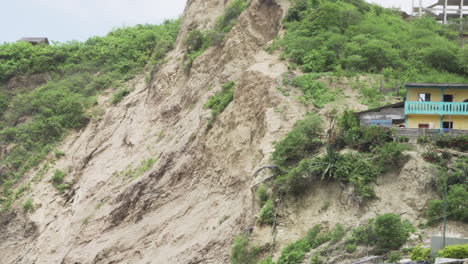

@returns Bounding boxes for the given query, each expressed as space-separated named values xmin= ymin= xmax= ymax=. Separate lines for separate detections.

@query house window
xmin=418 ymin=124 xmax=429 ymax=128
xmin=418 ymin=93 xmax=431 ymax=102
xmin=443 ymin=122 xmax=453 ymax=129
xmin=443 ymin=95 xmax=453 ymax=102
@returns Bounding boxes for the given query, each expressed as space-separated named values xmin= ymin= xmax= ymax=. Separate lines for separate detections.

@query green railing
xmin=405 ymin=101 xmax=468 ymax=115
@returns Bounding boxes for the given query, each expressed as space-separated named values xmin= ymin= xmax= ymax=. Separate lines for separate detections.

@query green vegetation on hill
xmin=0 ymin=20 xmax=180 ymax=212
xmin=275 ymin=0 xmax=468 ymax=83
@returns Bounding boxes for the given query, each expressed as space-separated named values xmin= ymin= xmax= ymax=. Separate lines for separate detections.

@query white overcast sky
xmin=0 ymin=0 xmax=435 ymax=43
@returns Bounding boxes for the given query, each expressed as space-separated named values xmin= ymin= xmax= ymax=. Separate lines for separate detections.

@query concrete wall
xmin=430 ymin=236 xmax=468 ymax=256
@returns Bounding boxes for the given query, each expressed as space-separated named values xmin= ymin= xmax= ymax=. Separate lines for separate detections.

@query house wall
xmin=407 ymin=114 xmax=468 ymax=129
xmin=358 ymin=108 xmax=404 ymax=126
xmin=444 ymin=115 xmax=468 ymax=129
xmin=407 ymin=114 xmax=441 ymax=128
xmin=407 ymin=88 xmax=468 ymax=102
xmin=444 ymin=88 xmax=468 ymax=102
xmin=407 ymin=88 xmax=443 ymax=101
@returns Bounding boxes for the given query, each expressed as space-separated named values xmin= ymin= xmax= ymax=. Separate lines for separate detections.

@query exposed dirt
xmin=1 ymin=0 xmax=466 ymax=263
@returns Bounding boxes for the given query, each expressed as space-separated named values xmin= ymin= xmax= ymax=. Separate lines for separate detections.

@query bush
xmin=214 ymin=0 xmax=249 ymax=33
xmin=230 ymin=234 xmax=260 ymax=264
xmin=374 ymin=213 xmax=414 ymax=252
xmin=386 ymin=252 xmax=402 ymax=263
xmin=427 ymin=184 xmax=468 ymax=223
xmin=375 ymin=142 xmax=410 ymax=167
xmin=345 ymin=242 xmax=357 ymax=253
xmin=352 ymin=214 xmax=414 ymax=253
xmin=258 ymin=199 xmax=275 ymax=225
xmin=410 ymin=244 xmax=431 ymax=261
xmin=292 ymin=75 xmax=336 ymax=108
xmin=112 ymin=87 xmax=130 ymax=104
xmin=23 ymin=197 xmax=34 ymax=212
xmin=204 ymin=81 xmax=235 ymax=128
xmin=310 ymin=253 xmax=323 ymax=264
xmin=277 ymin=239 xmax=310 ymax=264
xmin=52 ymin=170 xmax=66 ymax=185
xmin=54 ymin=150 xmax=65 ymax=158
xmin=257 ymin=184 xmax=269 ymax=207
xmin=344 ymin=126 xmax=393 ymax=152
xmin=422 ymin=151 xmax=441 ymax=164
xmin=434 ymin=135 xmax=468 ymax=152
xmin=417 ymin=136 xmax=431 ymax=144
xmin=437 ymin=244 xmax=468 ymax=259
xmin=271 ymin=114 xmax=323 ymax=169
xmin=397 ymin=136 xmax=409 ymax=143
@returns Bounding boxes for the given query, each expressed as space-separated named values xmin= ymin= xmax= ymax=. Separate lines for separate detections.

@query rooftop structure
xmin=413 ymin=0 xmax=468 ymax=23
xmin=18 ymin=37 xmax=49 ymax=45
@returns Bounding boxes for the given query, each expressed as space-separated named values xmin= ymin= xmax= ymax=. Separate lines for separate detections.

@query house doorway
xmin=418 ymin=124 xmax=429 ymax=128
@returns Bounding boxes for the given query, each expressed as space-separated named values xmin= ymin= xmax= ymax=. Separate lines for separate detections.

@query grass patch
xmin=204 ymin=81 xmax=235 ymax=128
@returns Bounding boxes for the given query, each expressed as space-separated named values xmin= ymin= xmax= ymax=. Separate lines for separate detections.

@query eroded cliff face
xmin=1 ymin=0 xmax=304 ymax=263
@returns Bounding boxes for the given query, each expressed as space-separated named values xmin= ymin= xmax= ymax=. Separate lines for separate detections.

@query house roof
xmin=405 ymin=83 xmax=468 ymax=89
xmin=18 ymin=37 xmax=49 ymax=44
xmin=356 ymin=101 xmax=405 ymax=115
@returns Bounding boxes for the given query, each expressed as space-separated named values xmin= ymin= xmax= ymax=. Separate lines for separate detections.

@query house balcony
xmin=404 ymin=101 xmax=468 ymax=115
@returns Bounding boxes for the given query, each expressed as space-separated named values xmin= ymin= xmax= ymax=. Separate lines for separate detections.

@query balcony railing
xmin=405 ymin=101 xmax=468 ymax=115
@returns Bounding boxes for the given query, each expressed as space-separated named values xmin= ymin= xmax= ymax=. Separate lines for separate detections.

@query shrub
xmin=23 ymin=197 xmax=34 ymax=212
xmin=417 ymin=136 xmax=431 ymax=144
xmin=112 ymin=87 xmax=130 ymax=104
xmin=434 ymin=135 xmax=468 ymax=152
xmin=410 ymin=244 xmax=431 ymax=261
xmin=271 ymin=114 xmax=323 ymax=169
xmin=437 ymin=244 xmax=468 ymax=259
xmin=330 ymin=224 xmax=346 ymax=244
xmin=257 ymin=184 xmax=269 ymax=207
xmin=397 ymin=136 xmax=410 ymax=143
xmin=310 ymin=253 xmax=323 ymax=264
xmin=375 ymin=142 xmax=410 ymax=167
xmin=258 ymin=199 xmax=275 ymax=225
xmin=306 ymin=224 xmax=322 ymax=245
xmin=386 ymin=252 xmax=402 ymax=263
xmin=204 ymin=81 xmax=235 ymax=128
xmin=427 ymin=184 xmax=468 ymax=223
xmin=352 ymin=214 xmax=414 ymax=253
xmin=214 ymin=0 xmax=249 ymax=33
xmin=52 ymin=169 xmax=66 ymax=185
xmin=292 ymin=75 xmax=336 ymax=108
xmin=258 ymin=257 xmax=275 ymax=264
xmin=422 ymin=151 xmax=441 ymax=164
xmin=345 ymin=242 xmax=357 ymax=253
xmin=344 ymin=126 xmax=393 ymax=152
xmin=230 ymin=234 xmax=260 ymax=264
xmin=54 ymin=150 xmax=65 ymax=158
xmin=373 ymin=213 xmax=414 ymax=252
xmin=277 ymin=239 xmax=310 ymax=264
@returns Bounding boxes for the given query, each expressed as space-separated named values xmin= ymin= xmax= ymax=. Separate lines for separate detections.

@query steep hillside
xmin=0 ymin=0 xmax=467 ymax=264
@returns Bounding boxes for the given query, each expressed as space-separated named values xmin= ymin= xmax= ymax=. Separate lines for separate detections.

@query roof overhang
xmin=405 ymin=83 xmax=468 ymax=89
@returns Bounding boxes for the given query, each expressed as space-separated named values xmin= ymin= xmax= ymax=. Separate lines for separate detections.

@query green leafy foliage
xmin=214 ymin=0 xmax=249 ymax=33
xmin=434 ymin=135 xmax=468 ymax=152
xmin=427 ymin=184 xmax=468 ymax=224
xmin=204 ymin=81 xmax=235 ymax=128
xmin=437 ymin=244 xmax=468 ymax=259
xmin=22 ymin=197 xmax=34 ymax=212
xmin=292 ymin=74 xmax=336 ymax=107
xmin=257 ymin=184 xmax=269 ymax=207
xmin=112 ymin=87 xmax=131 ymax=104
xmin=351 ymin=213 xmax=414 ymax=253
xmin=258 ymin=199 xmax=275 ymax=225
xmin=230 ymin=234 xmax=261 ymax=264
xmin=410 ymin=244 xmax=431 ymax=261
xmin=386 ymin=252 xmax=402 ymax=263
xmin=271 ymin=113 xmax=323 ymax=169
xmin=276 ymin=0 xmax=468 ymax=83
xmin=0 ymin=21 xmax=179 ymax=211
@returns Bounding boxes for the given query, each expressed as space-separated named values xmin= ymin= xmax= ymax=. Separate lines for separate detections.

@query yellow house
xmin=405 ymin=83 xmax=468 ymax=130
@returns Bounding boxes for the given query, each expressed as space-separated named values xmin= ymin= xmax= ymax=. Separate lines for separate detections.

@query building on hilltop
xmin=414 ymin=0 xmax=468 ymax=24
xmin=404 ymin=83 xmax=468 ymax=130
xmin=18 ymin=37 xmax=49 ymax=45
